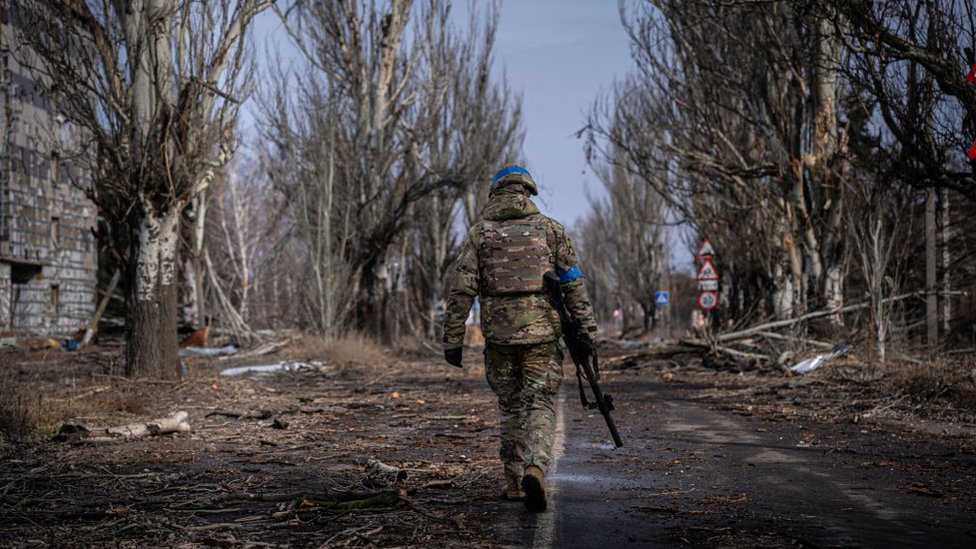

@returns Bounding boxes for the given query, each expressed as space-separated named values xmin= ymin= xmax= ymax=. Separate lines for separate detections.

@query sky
xmin=478 ymin=1 xmax=634 ymax=227
xmin=246 ymin=1 xmax=635 ymax=229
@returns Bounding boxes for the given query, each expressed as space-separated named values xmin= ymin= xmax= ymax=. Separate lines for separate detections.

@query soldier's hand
xmin=444 ymin=347 xmax=463 ymax=368
xmin=580 ymin=331 xmax=596 ymax=353
xmin=573 ymin=332 xmax=596 ymax=354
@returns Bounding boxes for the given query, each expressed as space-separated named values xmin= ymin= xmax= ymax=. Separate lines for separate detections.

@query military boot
xmin=500 ymin=487 xmax=526 ymax=501
xmin=521 ymin=465 xmax=547 ymax=512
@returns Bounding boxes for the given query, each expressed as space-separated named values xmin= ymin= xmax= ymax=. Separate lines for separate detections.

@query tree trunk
xmin=126 ymin=204 xmax=182 ymax=379
xmin=925 ymin=187 xmax=937 ymax=347
xmin=180 ymin=192 xmax=207 ymax=328
xmin=772 ymin=263 xmax=793 ymax=320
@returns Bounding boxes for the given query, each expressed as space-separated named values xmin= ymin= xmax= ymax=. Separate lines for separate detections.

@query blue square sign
xmin=654 ymin=291 xmax=669 ymax=306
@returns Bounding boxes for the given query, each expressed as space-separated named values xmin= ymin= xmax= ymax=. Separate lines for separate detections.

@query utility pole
xmin=925 ymin=188 xmax=938 ymax=347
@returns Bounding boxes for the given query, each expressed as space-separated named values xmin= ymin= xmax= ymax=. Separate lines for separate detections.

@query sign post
xmin=696 ymin=239 xmax=720 ymax=318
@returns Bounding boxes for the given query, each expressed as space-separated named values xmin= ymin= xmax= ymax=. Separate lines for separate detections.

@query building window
xmin=51 ymin=285 xmax=60 ymax=317
xmin=51 ymin=216 xmax=60 ymax=247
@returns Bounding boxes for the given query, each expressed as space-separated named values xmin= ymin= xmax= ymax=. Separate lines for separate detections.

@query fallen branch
xmin=56 ymin=411 xmax=191 ymax=444
xmin=299 ymin=490 xmax=400 ymax=511
xmin=715 ymin=291 xmax=956 ymax=343
xmin=220 ymin=338 xmax=291 ymax=361
xmin=602 ymin=343 xmax=704 ymax=368
xmin=206 ymin=409 xmax=272 ymax=420
xmin=78 ymin=268 xmax=121 ymax=348
xmin=755 ymin=331 xmax=836 ymax=350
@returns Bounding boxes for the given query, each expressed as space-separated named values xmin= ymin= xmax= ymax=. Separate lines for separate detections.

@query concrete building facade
xmin=0 ymin=7 xmax=97 ymax=338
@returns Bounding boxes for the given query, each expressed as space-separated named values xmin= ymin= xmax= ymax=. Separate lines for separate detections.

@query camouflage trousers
xmin=484 ymin=341 xmax=564 ymax=491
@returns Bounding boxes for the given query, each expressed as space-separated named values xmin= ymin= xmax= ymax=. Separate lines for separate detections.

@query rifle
xmin=545 ymin=274 xmax=624 ymax=447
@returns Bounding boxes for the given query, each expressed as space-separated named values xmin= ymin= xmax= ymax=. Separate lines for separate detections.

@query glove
xmin=444 ymin=347 xmax=463 ymax=368
xmin=578 ymin=331 xmax=596 ymax=351
xmin=569 ymin=331 xmax=596 ymax=355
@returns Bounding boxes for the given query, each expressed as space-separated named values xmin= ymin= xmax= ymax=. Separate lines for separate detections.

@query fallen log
xmin=602 ymin=344 xmax=705 ymax=368
xmin=56 ymin=411 xmax=191 ymax=443
xmin=603 ymin=339 xmax=768 ymax=369
xmin=206 ymin=409 xmax=272 ymax=420
xmin=714 ymin=290 xmax=966 ymax=344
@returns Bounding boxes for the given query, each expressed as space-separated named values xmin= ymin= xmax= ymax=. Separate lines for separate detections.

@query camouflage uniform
xmin=443 ymin=167 xmax=597 ymax=495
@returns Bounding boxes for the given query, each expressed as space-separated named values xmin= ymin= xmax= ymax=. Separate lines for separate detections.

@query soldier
xmin=442 ymin=165 xmax=597 ymax=512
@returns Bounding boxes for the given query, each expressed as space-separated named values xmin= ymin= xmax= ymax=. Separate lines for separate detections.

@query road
xmin=494 ymin=373 xmax=976 ymax=548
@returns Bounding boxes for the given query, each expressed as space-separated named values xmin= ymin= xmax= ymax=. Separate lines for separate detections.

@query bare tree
xmin=15 ymin=0 xmax=270 ymax=377
xmin=263 ymin=0 xmax=522 ymax=341
xmin=586 ymin=1 xmax=850 ymax=326
xmin=579 ymin=143 xmax=670 ymax=334
xmin=846 ymin=175 xmax=916 ymax=363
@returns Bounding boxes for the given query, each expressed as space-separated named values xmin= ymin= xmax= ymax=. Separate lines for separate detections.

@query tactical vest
xmin=480 ymin=215 xmax=552 ymax=296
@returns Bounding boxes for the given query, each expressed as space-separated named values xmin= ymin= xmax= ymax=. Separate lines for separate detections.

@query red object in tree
xmin=968 ymin=63 xmax=976 ymax=83
xmin=969 ymin=139 xmax=976 ymax=160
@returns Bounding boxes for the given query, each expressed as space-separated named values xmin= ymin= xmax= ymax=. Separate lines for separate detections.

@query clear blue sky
xmin=482 ymin=1 xmax=633 ymax=227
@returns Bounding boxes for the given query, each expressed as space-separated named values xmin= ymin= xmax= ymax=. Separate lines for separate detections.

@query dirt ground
xmin=1 ymin=338 xmax=975 ymax=548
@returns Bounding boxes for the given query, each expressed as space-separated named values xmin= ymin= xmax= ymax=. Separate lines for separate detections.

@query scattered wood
xmin=421 ymin=479 xmax=455 ymax=490
xmin=364 ymin=458 xmax=407 ymax=482
xmin=206 ymin=409 xmax=273 ymax=420
xmin=56 ymin=411 xmax=191 ymax=444
xmin=220 ymin=337 xmax=292 ymax=361
xmin=300 ymin=490 xmax=400 ymax=511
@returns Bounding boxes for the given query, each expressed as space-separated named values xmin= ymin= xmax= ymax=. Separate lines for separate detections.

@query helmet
xmin=491 ymin=165 xmax=538 ymax=196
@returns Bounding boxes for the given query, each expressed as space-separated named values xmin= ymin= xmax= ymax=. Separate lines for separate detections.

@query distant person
xmin=442 ymin=165 xmax=597 ymax=512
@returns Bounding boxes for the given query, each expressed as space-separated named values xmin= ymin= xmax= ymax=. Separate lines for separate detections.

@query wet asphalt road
xmin=494 ymin=372 xmax=976 ymax=548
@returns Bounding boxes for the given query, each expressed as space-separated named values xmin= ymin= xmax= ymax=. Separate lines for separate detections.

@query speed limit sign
xmin=697 ymin=291 xmax=718 ymax=311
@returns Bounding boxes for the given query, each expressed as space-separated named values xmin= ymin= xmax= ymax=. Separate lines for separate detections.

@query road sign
xmin=654 ymin=291 xmax=669 ymax=306
xmin=697 ymin=291 xmax=718 ymax=311
xmin=696 ymin=239 xmax=716 ymax=258
xmin=697 ymin=280 xmax=718 ymax=291
xmin=697 ymin=258 xmax=719 ymax=280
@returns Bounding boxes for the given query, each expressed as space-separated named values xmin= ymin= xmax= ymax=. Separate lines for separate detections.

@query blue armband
xmin=557 ymin=265 xmax=585 ymax=282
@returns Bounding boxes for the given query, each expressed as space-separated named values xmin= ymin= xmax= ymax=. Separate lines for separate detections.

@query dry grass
xmin=0 ymin=347 xmax=149 ymax=442
xmin=0 ymin=367 xmax=48 ymax=442
xmin=282 ymin=333 xmax=390 ymax=366
xmin=886 ymin=357 xmax=976 ymax=412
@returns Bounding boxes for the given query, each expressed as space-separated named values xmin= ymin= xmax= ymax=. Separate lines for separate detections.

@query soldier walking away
xmin=442 ymin=166 xmax=597 ymax=512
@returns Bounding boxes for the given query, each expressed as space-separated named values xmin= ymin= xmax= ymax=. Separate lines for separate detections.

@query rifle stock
xmin=545 ymin=274 xmax=624 ymax=448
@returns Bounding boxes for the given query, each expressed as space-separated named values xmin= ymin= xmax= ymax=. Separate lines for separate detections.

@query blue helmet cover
xmin=491 ymin=165 xmax=532 ymax=185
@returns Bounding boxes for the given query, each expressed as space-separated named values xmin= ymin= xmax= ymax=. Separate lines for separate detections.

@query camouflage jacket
xmin=443 ymin=187 xmax=597 ymax=348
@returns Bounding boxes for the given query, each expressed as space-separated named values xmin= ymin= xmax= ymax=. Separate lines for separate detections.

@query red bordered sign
xmin=697 ymin=291 xmax=718 ymax=310
xmin=696 ymin=239 xmax=715 ymax=258
xmin=696 ymin=258 xmax=719 ymax=281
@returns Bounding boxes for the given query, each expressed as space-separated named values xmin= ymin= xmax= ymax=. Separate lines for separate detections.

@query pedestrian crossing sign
xmin=654 ymin=291 xmax=669 ymax=306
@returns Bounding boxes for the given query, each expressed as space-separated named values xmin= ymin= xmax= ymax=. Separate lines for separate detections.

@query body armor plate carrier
xmin=481 ymin=215 xmax=552 ymax=296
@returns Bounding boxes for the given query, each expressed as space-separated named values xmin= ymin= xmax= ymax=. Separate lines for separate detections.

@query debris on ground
xmin=180 ymin=345 xmax=239 ymax=357
xmin=790 ymin=342 xmax=852 ymax=374
xmin=55 ymin=411 xmax=191 ymax=444
xmin=219 ymin=360 xmax=324 ymax=377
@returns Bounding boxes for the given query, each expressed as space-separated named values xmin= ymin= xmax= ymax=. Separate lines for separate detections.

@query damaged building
xmin=0 ymin=9 xmax=97 ymax=341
